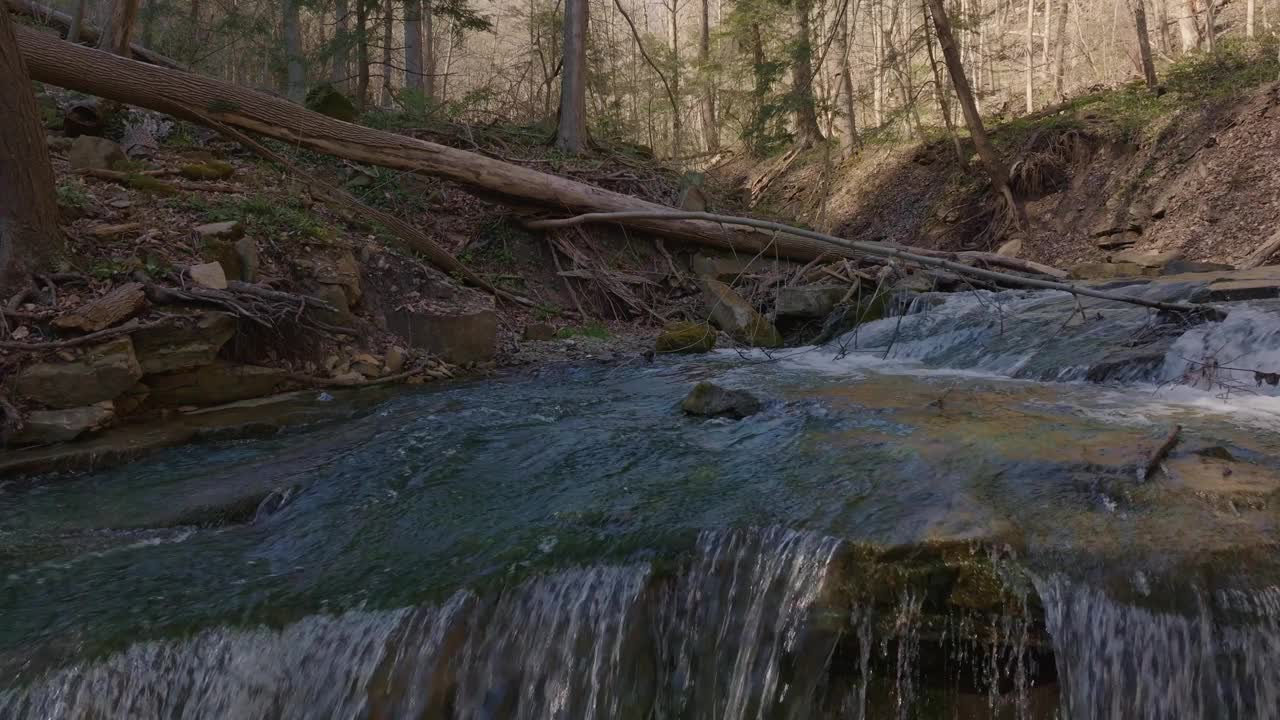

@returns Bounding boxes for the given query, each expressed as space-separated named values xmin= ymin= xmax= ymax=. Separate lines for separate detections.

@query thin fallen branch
xmin=0 ymin=318 xmax=163 ymax=350
xmin=1238 ymin=228 xmax=1280 ymax=270
xmin=1140 ymin=424 xmax=1182 ymax=481
xmin=530 ymin=211 xmax=1218 ymax=317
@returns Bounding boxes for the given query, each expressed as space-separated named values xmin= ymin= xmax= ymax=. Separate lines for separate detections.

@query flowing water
xmin=3 ymin=288 xmax=1280 ymax=718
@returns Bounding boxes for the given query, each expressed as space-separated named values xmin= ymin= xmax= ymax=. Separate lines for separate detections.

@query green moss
xmin=126 ymin=174 xmax=178 ymax=195
xmin=655 ymin=321 xmax=717 ymax=353
xmin=179 ymin=161 xmax=235 ymax=180
xmin=203 ymin=193 xmax=329 ymax=241
xmin=556 ymin=323 xmax=611 ymax=340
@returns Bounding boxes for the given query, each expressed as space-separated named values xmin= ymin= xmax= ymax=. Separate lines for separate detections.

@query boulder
xmin=68 ymin=135 xmax=126 ymax=171
xmin=235 ymin=237 xmax=260 ymax=282
xmin=386 ymin=307 xmax=498 ymax=364
xmin=193 ymin=220 xmax=244 ymax=241
xmin=655 ymin=322 xmax=717 ymax=353
xmin=383 ymin=346 xmax=408 ymax=373
xmin=681 ymin=382 xmax=762 ymax=419
xmin=309 ymin=283 xmax=355 ymax=327
xmin=700 ymin=278 xmax=783 ymax=348
xmin=1095 ymin=231 xmax=1141 ymax=250
xmin=522 ymin=322 xmax=556 ymax=342
xmin=313 ymin=251 xmax=362 ymax=305
xmin=1068 ymin=262 xmax=1160 ymax=280
xmin=145 ymin=363 xmax=287 ymax=407
xmin=9 ymin=405 xmax=115 ymax=445
xmin=189 ymin=261 xmax=228 ymax=290
xmin=131 ymin=311 xmax=237 ymax=374
xmin=350 ymin=353 xmax=382 ymax=376
xmin=995 ymin=238 xmax=1023 ymax=258
xmin=1111 ymin=249 xmax=1182 ymax=269
xmin=775 ymin=286 xmax=848 ymax=319
xmin=16 ymin=337 xmax=143 ymax=408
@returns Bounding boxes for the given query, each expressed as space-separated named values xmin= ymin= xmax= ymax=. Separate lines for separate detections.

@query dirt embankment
xmin=723 ymin=50 xmax=1280 ymax=273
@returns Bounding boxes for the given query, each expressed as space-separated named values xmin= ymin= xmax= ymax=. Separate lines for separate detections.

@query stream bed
xmin=3 ymin=289 xmax=1280 ymax=718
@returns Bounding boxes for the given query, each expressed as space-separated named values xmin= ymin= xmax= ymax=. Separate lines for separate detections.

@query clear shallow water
xmin=3 ymin=290 xmax=1280 ymax=718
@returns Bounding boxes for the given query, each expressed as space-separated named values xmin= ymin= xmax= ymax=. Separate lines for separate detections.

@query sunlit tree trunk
xmin=1154 ymin=0 xmax=1172 ymax=54
xmin=1052 ymin=0 xmax=1069 ymax=98
xmin=667 ymin=0 xmax=682 ymax=156
xmin=0 ymin=9 xmax=63 ymax=292
xmin=284 ymin=0 xmax=306 ymax=102
xmin=834 ymin=0 xmax=860 ymax=153
xmin=357 ymin=0 xmax=371 ymax=107
xmin=424 ymin=1 xmax=436 ymax=100
xmin=556 ymin=0 xmax=589 ymax=152
xmin=1178 ymin=0 xmax=1201 ymax=51
xmin=1203 ymin=0 xmax=1215 ymax=50
xmin=1246 ymin=0 xmax=1255 ymax=36
xmin=1025 ymin=0 xmax=1035 ymax=112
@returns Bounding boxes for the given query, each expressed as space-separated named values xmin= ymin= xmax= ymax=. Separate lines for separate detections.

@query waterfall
xmin=1037 ymin=574 xmax=1280 ymax=719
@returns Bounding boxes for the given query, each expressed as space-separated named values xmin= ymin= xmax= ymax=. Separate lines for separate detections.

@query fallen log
xmin=529 ymin=211 xmax=1219 ymax=316
xmin=12 ymin=26 xmax=864 ymax=265
xmin=6 ymin=0 xmax=181 ymax=68
xmin=1238 ymin=229 xmax=1280 ymax=270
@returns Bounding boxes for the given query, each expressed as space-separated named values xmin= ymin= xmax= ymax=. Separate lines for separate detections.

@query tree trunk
xmin=556 ymin=0 xmax=589 ymax=153
xmin=6 ymin=0 xmax=179 ymax=67
xmin=15 ymin=24 xmax=881 ymax=265
xmin=834 ymin=0 xmax=860 ymax=153
xmin=1133 ymin=0 xmax=1158 ymax=89
xmin=923 ymin=0 xmax=1021 ymax=223
xmin=1246 ymin=0 xmax=1255 ymax=36
xmin=698 ymin=0 xmax=717 ymax=152
xmin=333 ymin=0 xmax=350 ymax=89
xmin=283 ymin=0 xmax=306 ymax=102
xmin=1178 ymin=0 xmax=1200 ymax=51
xmin=1052 ymin=0 xmax=1069 ymax=98
xmin=98 ymin=0 xmax=139 ymax=56
xmin=356 ymin=0 xmax=371 ymax=107
xmin=1202 ymin=0 xmax=1215 ymax=50
xmin=380 ymin=0 xmax=393 ymax=106
xmin=668 ymin=0 xmax=682 ymax=156
xmin=924 ymin=2 xmax=968 ymax=168
xmin=0 ymin=10 xmax=63 ymax=292
xmin=1024 ymin=0 xmax=1034 ymax=112
xmin=67 ymin=0 xmax=86 ymax=42
xmin=792 ymin=0 xmax=826 ymax=146
xmin=405 ymin=0 xmax=424 ymax=92
xmin=1154 ymin=0 xmax=1171 ymax=54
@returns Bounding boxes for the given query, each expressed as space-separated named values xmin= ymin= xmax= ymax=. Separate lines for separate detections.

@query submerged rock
xmin=655 ymin=321 xmax=716 ymax=353
xmin=681 ymin=382 xmax=761 ymax=419
xmin=699 ymin=279 xmax=782 ymax=348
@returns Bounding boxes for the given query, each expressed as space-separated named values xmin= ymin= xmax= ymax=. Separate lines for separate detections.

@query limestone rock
xmin=309 ymin=283 xmax=355 ymax=327
xmin=681 ymin=382 xmax=762 ymax=419
xmin=193 ymin=220 xmax=244 ymax=241
xmin=131 ymin=311 xmax=237 ymax=374
xmin=775 ymin=286 xmax=847 ymax=319
xmin=655 ymin=322 xmax=716 ymax=353
xmin=350 ymin=353 xmax=382 ymax=377
xmin=68 ymin=135 xmax=126 ymax=171
xmin=189 ymin=262 xmax=228 ymax=290
xmin=313 ymin=251 xmax=362 ymax=305
xmin=386 ymin=307 xmax=498 ymax=364
xmin=17 ymin=337 xmax=142 ymax=408
xmin=700 ymin=278 xmax=782 ymax=348
xmin=522 ymin=323 xmax=556 ymax=342
xmin=1111 ymin=249 xmax=1182 ymax=269
xmin=235 ymin=237 xmax=260 ymax=282
xmin=383 ymin=346 xmax=407 ymax=373
xmin=51 ymin=282 xmax=146 ymax=333
xmin=996 ymin=238 xmax=1023 ymax=258
xmin=9 ymin=405 xmax=116 ymax=445
xmin=1068 ymin=262 xmax=1160 ymax=280
xmin=145 ymin=363 xmax=287 ymax=407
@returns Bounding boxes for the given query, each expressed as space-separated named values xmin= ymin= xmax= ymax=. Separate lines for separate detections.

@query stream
xmin=3 ymin=287 xmax=1280 ymax=718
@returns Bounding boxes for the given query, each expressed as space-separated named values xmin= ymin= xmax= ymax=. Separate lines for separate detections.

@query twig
xmin=1141 ymin=424 xmax=1182 ymax=482
xmin=0 ymin=318 xmax=163 ymax=350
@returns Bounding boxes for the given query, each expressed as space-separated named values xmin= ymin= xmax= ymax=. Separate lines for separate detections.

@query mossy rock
xmin=656 ymin=322 xmax=716 ymax=353
xmin=305 ymin=84 xmax=357 ymax=122
xmin=180 ymin=161 xmax=235 ymax=181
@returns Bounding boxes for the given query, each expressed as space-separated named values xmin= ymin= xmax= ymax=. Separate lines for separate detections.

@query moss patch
xmin=655 ymin=322 xmax=717 ymax=353
xmin=179 ymin=161 xmax=235 ymax=181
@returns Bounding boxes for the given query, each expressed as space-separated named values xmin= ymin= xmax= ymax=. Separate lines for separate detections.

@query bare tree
xmin=405 ymin=0 xmax=425 ymax=92
xmin=556 ymin=0 xmax=590 ymax=152
xmin=1246 ymin=0 xmax=1255 ymax=36
xmin=98 ymin=0 xmax=140 ymax=56
xmin=334 ymin=0 xmax=351 ymax=90
xmin=0 ymin=9 xmax=64 ymax=292
xmin=1024 ymin=0 xmax=1034 ymax=111
xmin=380 ymin=0 xmax=394 ymax=106
xmin=699 ymin=0 xmax=718 ymax=151
xmin=792 ymin=0 xmax=826 ymax=146
xmin=357 ymin=0 xmax=371 ymax=106
xmin=284 ymin=0 xmax=306 ymax=102
xmin=833 ymin=0 xmax=860 ymax=153
xmin=1051 ymin=0 xmax=1070 ymax=98
xmin=1132 ymin=0 xmax=1158 ymax=88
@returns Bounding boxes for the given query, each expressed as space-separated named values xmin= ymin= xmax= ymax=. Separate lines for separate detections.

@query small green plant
xmin=556 ymin=323 xmax=611 ymax=340
xmin=55 ymin=180 xmax=90 ymax=211
xmin=89 ymin=260 xmax=128 ymax=280
xmin=204 ymin=193 xmax=330 ymax=241
xmin=534 ymin=304 xmax=563 ymax=321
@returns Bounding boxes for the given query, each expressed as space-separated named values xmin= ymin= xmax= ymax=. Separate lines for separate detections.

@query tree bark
xmin=698 ymin=0 xmax=717 ymax=152
xmin=1024 ymin=0 xmax=1034 ymax=112
xmin=792 ymin=0 xmax=826 ymax=147
xmin=98 ymin=0 xmax=139 ymax=56
xmin=0 ymin=10 xmax=63 ymax=292
xmin=356 ymin=0 xmax=371 ymax=107
xmin=283 ymin=0 xmax=306 ymax=102
xmin=15 ymin=25 xmax=884 ymax=265
xmin=924 ymin=2 xmax=968 ymax=168
xmin=380 ymin=0 xmax=393 ymax=106
xmin=1052 ymin=0 xmax=1069 ymax=98
xmin=923 ymin=0 xmax=1022 ymax=224
xmin=424 ymin=0 xmax=435 ymax=100
xmin=1246 ymin=0 xmax=1255 ymax=36
xmin=667 ymin=0 xmax=682 ymax=157
xmin=67 ymin=0 xmax=86 ymax=42
xmin=1133 ymin=0 xmax=1158 ymax=89
xmin=405 ymin=0 xmax=424 ymax=92
xmin=333 ymin=0 xmax=350 ymax=89
xmin=1178 ymin=0 xmax=1200 ymax=52
xmin=1202 ymin=0 xmax=1215 ymax=50
xmin=1154 ymin=0 xmax=1172 ymax=53
xmin=834 ymin=0 xmax=860 ymax=153
xmin=5 ymin=0 xmax=179 ymax=67
xmin=556 ymin=0 xmax=589 ymax=153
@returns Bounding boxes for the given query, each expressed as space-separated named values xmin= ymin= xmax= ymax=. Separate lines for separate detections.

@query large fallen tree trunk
xmin=7 ymin=0 xmax=180 ymax=68
xmin=13 ymin=26 xmax=1056 ymax=278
